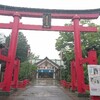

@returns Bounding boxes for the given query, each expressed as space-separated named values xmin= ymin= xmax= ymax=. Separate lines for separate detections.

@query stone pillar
xmin=53 ymin=67 xmax=55 ymax=79
xmin=36 ymin=71 xmax=38 ymax=79
xmin=0 ymin=64 xmax=1 ymax=82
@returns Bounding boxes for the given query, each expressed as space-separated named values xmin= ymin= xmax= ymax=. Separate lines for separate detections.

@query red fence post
xmin=88 ymin=50 xmax=97 ymax=64
xmin=2 ymin=12 xmax=21 ymax=92
xmin=73 ymin=15 xmax=85 ymax=93
xmin=12 ymin=59 xmax=20 ymax=89
xmin=71 ymin=60 xmax=77 ymax=91
xmin=91 ymin=96 xmax=100 ymax=100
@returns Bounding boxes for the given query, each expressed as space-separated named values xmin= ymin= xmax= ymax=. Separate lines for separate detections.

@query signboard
xmin=43 ymin=13 xmax=51 ymax=28
xmin=88 ymin=65 xmax=100 ymax=96
xmin=37 ymin=69 xmax=54 ymax=73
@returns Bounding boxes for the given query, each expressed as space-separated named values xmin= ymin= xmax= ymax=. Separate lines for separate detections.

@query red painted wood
xmin=19 ymin=24 xmax=97 ymax=32
xmin=19 ymin=24 xmax=74 ymax=31
xmin=0 ymin=54 xmax=9 ymax=62
xmin=73 ymin=15 xmax=85 ymax=93
xmin=2 ymin=13 xmax=20 ymax=92
xmin=0 ymin=10 xmax=99 ymax=19
xmin=71 ymin=60 xmax=77 ymax=91
xmin=0 ymin=23 xmax=97 ymax=32
xmin=0 ymin=23 xmax=12 ymax=29
xmin=88 ymin=50 xmax=97 ymax=64
xmin=12 ymin=59 xmax=20 ymax=88
xmin=91 ymin=96 xmax=100 ymax=100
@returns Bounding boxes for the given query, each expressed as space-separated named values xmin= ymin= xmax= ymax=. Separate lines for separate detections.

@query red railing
xmin=18 ymin=79 xmax=30 ymax=88
xmin=60 ymin=80 xmax=90 ymax=91
xmin=60 ymin=80 xmax=71 ymax=88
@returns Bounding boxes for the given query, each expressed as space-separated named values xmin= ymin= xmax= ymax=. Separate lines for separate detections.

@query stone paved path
xmin=0 ymin=79 xmax=89 ymax=100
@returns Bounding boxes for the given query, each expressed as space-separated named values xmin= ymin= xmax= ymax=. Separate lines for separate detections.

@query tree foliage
xmin=0 ymin=33 xmax=6 ymax=44
xmin=16 ymin=32 xmax=30 ymax=62
xmin=6 ymin=32 xmax=30 ymax=62
xmin=55 ymin=20 xmax=100 ymax=83
xmin=19 ymin=61 xmax=37 ymax=80
xmin=5 ymin=32 xmax=39 ymax=81
xmin=28 ymin=52 xmax=39 ymax=61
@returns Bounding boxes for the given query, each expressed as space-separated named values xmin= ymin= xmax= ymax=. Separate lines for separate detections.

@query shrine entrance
xmin=0 ymin=4 xmax=100 ymax=100
xmin=38 ymin=72 xmax=53 ymax=78
xmin=35 ymin=57 xmax=60 ymax=79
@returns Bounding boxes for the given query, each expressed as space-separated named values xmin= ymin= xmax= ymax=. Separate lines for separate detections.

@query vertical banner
xmin=88 ymin=65 xmax=100 ymax=96
xmin=0 ymin=64 xmax=1 ymax=72
xmin=43 ymin=13 xmax=51 ymax=28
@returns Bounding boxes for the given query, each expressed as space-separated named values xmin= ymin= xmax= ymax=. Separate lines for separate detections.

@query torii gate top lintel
xmin=0 ymin=4 xmax=99 ymax=32
xmin=0 ymin=4 xmax=99 ymax=19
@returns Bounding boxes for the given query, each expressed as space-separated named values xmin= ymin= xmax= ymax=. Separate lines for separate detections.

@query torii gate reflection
xmin=0 ymin=5 xmax=99 ymax=100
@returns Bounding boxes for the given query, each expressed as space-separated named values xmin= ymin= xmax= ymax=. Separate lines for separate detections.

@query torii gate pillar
xmin=2 ymin=12 xmax=21 ymax=92
xmin=72 ymin=15 xmax=85 ymax=93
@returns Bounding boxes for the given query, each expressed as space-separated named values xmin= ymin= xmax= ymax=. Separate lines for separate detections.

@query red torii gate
xmin=0 ymin=5 xmax=99 ymax=99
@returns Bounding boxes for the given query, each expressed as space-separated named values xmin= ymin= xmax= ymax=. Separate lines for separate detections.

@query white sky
xmin=0 ymin=0 xmax=100 ymax=59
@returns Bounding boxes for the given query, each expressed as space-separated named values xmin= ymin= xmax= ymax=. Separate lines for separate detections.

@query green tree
xmin=5 ymin=32 xmax=39 ymax=81
xmin=19 ymin=61 xmax=37 ymax=80
xmin=28 ymin=52 xmax=39 ymax=61
xmin=55 ymin=20 xmax=100 ymax=83
xmin=55 ymin=24 xmax=74 ymax=82
xmin=16 ymin=32 xmax=29 ymax=62
xmin=80 ymin=20 xmax=100 ymax=58
xmin=6 ymin=32 xmax=30 ymax=62
xmin=0 ymin=33 xmax=6 ymax=49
